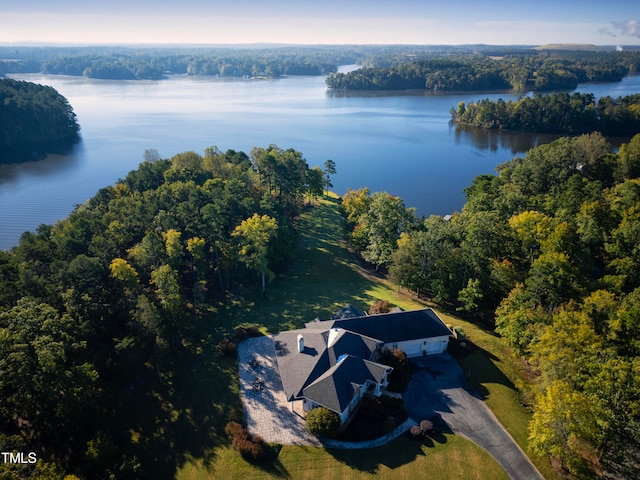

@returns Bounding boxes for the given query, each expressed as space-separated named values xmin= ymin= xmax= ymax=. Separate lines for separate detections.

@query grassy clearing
xmin=176 ymin=196 xmax=557 ymax=479
xmin=212 ymin=196 xmax=391 ymax=334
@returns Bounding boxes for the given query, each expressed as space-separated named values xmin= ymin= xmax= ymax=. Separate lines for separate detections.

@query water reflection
xmin=0 ymin=139 xmax=84 ymax=185
xmin=453 ymin=125 xmax=561 ymax=155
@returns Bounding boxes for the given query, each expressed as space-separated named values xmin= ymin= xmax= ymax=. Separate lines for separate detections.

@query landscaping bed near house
xmin=337 ymin=394 xmax=408 ymax=442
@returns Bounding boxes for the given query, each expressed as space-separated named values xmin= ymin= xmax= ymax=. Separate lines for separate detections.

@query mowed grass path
xmin=177 ymin=196 xmax=557 ymax=480
xmin=216 ymin=196 xmax=388 ymax=334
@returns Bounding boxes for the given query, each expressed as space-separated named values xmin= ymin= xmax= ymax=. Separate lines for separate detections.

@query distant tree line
xmin=37 ymin=53 xmax=339 ymax=80
xmin=0 ymin=46 xmax=363 ymax=80
xmin=0 ymin=78 xmax=80 ymax=162
xmin=0 ymin=145 xmax=333 ymax=478
xmin=326 ymin=51 xmax=640 ymax=92
xmin=4 ymin=46 xmax=639 ymax=87
xmin=343 ymin=132 xmax=640 ymax=478
xmin=452 ymin=92 xmax=640 ymax=135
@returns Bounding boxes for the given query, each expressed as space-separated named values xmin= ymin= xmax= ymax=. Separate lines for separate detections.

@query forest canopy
xmin=0 ymin=144 xmax=332 ymax=478
xmin=343 ymin=132 xmax=640 ymax=478
xmin=0 ymin=78 xmax=80 ymax=162
xmin=3 ymin=45 xmax=639 ymax=86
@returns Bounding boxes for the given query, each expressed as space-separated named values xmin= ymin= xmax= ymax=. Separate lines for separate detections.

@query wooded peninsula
xmin=325 ymin=49 xmax=640 ymax=92
xmin=0 ymin=78 xmax=80 ymax=162
xmin=452 ymin=92 xmax=640 ymax=135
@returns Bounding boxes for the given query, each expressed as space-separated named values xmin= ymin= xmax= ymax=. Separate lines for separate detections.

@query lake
xmin=2 ymin=68 xmax=640 ymax=250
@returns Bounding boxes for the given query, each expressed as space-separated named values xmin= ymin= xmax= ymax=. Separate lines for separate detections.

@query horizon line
xmin=2 ymin=41 xmax=640 ymax=49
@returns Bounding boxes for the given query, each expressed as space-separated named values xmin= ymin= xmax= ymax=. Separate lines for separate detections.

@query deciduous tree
xmin=232 ymin=214 xmax=278 ymax=292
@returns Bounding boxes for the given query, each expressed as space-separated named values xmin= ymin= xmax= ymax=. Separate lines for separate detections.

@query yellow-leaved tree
xmin=232 ymin=214 xmax=278 ymax=293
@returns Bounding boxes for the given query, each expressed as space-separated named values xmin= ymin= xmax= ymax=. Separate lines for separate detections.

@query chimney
xmin=297 ymin=334 xmax=304 ymax=353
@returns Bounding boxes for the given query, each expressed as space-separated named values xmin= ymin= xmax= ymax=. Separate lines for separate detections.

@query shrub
xmin=225 ymin=421 xmax=247 ymax=439
xmin=245 ymin=325 xmax=262 ymax=338
xmin=234 ymin=436 xmax=268 ymax=461
xmin=453 ymin=326 xmax=466 ymax=340
xmin=359 ymin=394 xmax=384 ymax=419
xmin=225 ymin=421 xmax=277 ymax=462
xmin=305 ymin=407 xmax=341 ymax=438
xmin=218 ymin=337 xmax=237 ymax=356
xmin=380 ymin=394 xmax=405 ymax=412
xmin=233 ymin=327 xmax=248 ymax=342
xmin=379 ymin=348 xmax=411 ymax=392
xmin=381 ymin=415 xmax=396 ymax=434
xmin=369 ymin=300 xmax=392 ymax=315
xmin=420 ymin=419 xmax=434 ymax=434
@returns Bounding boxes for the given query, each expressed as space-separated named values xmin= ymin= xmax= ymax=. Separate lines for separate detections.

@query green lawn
xmin=176 ymin=196 xmax=559 ymax=480
xmin=179 ymin=435 xmax=509 ymax=480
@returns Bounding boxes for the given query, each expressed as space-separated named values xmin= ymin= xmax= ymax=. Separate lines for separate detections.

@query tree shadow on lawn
xmin=227 ymin=259 xmax=380 ymax=335
xmin=216 ymin=197 xmax=383 ymax=335
xmin=456 ymin=345 xmax=517 ymax=401
xmin=248 ymin=458 xmax=292 ymax=479
xmin=326 ymin=436 xmax=434 ymax=474
xmin=99 ymin=347 xmax=245 ymax=480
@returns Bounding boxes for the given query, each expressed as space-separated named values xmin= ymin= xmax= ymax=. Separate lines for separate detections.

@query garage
xmin=425 ymin=338 xmax=447 ymax=354
xmin=401 ymin=342 xmax=423 ymax=357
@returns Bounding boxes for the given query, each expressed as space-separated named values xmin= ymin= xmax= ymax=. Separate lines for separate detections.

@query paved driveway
xmin=238 ymin=339 xmax=545 ymax=479
xmin=404 ymin=353 xmax=544 ymax=480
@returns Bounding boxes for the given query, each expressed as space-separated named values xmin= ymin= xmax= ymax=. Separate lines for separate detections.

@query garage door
xmin=403 ymin=343 xmax=422 ymax=357
xmin=425 ymin=340 xmax=445 ymax=354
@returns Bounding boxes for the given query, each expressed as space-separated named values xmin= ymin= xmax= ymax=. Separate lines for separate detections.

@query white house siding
xmin=303 ymin=399 xmax=317 ymax=412
xmin=386 ymin=335 xmax=450 ymax=358
xmin=339 ymin=407 xmax=350 ymax=424
xmin=425 ymin=337 xmax=450 ymax=354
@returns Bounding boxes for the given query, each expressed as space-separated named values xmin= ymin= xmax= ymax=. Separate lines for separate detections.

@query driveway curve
xmin=404 ymin=353 xmax=544 ymax=480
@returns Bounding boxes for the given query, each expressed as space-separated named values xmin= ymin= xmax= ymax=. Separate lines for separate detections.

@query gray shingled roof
xmin=307 ymin=308 xmax=451 ymax=344
xmin=273 ymin=327 xmax=382 ymax=402
xmin=302 ymin=355 xmax=391 ymax=414
xmin=325 ymin=328 xmax=381 ymax=366
xmin=273 ymin=308 xmax=450 ymax=414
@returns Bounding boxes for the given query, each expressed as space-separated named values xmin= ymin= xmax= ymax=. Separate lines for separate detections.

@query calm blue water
xmin=1 ymin=69 xmax=639 ymax=250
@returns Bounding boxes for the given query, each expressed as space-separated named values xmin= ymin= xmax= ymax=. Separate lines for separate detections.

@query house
xmin=272 ymin=307 xmax=451 ymax=424
xmin=308 ymin=308 xmax=452 ymax=358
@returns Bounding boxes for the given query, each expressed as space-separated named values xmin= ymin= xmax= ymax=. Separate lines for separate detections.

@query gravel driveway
xmin=404 ymin=353 xmax=545 ymax=480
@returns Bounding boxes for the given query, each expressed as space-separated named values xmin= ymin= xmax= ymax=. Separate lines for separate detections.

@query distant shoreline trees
xmin=326 ymin=51 xmax=640 ymax=92
xmin=0 ymin=46 xmax=350 ymax=81
xmin=452 ymin=92 xmax=640 ymax=136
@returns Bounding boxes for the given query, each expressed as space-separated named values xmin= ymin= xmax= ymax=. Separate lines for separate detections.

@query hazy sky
xmin=1 ymin=1 xmax=639 ymax=46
